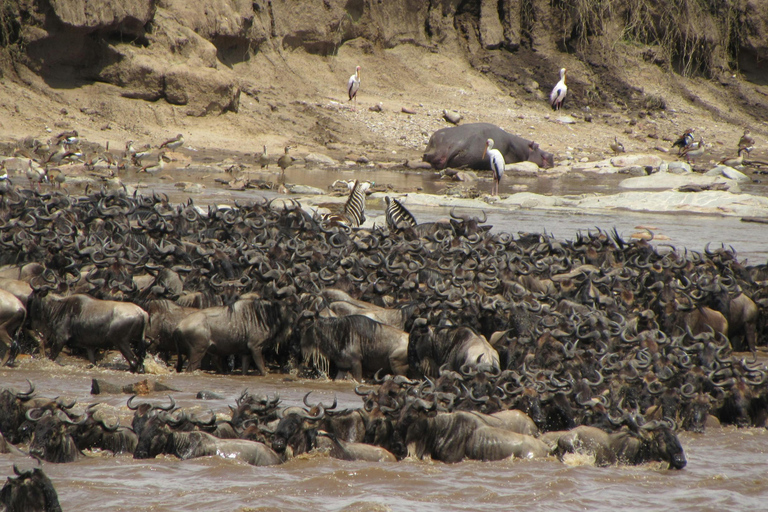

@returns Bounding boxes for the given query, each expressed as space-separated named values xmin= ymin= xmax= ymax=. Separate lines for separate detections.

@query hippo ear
xmin=529 ymin=142 xmax=539 ymax=150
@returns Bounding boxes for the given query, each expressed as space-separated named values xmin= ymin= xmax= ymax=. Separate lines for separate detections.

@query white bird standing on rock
xmin=550 ymin=68 xmax=567 ymax=111
xmin=348 ymin=65 xmax=361 ymax=110
xmin=483 ymin=138 xmax=505 ymax=196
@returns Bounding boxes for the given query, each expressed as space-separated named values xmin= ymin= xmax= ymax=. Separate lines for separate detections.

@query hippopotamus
xmin=423 ymin=123 xmax=554 ymax=170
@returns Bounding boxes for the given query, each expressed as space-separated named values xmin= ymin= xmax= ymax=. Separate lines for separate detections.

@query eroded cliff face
xmin=1 ymin=0 xmax=767 ymax=117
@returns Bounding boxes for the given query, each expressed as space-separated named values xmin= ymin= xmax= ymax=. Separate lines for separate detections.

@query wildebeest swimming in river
xmin=0 ymin=465 xmax=62 ymax=512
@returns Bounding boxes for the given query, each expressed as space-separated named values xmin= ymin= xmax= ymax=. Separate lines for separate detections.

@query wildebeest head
xmin=230 ymin=390 xmax=281 ymax=428
xmin=271 ymin=406 xmax=324 ymax=457
xmin=73 ymin=403 xmax=137 ymax=454
xmin=395 ymin=397 xmax=437 ymax=458
xmin=133 ymin=414 xmax=173 ymax=459
xmin=26 ymin=408 xmax=84 ymax=463
xmin=128 ymin=395 xmax=176 ymax=437
xmin=0 ymin=465 xmax=62 ymax=512
xmin=644 ymin=420 xmax=687 ymax=470
xmin=0 ymin=380 xmax=35 ymax=444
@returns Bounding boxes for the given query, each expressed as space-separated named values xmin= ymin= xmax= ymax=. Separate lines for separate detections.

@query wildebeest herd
xmin=1 ymin=183 xmax=767 ymax=508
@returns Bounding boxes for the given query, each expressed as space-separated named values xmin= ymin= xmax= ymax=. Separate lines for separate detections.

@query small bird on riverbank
xmin=672 ymin=128 xmax=695 ymax=154
xmin=140 ymin=152 xmax=169 ymax=174
xmin=720 ymin=147 xmax=746 ymax=168
xmin=26 ymin=161 xmax=47 ymax=190
xmin=159 ymin=133 xmax=184 ymax=151
xmin=259 ymin=145 xmax=270 ymax=169
xmin=610 ymin=137 xmax=625 ymax=154
xmin=738 ymin=128 xmax=755 ymax=154
xmin=348 ymin=66 xmax=361 ymax=110
xmin=550 ymin=68 xmax=567 ymax=111
xmin=681 ymin=136 xmax=706 ymax=163
xmin=483 ymin=138 xmax=505 ymax=196
xmin=278 ymin=146 xmax=296 ymax=174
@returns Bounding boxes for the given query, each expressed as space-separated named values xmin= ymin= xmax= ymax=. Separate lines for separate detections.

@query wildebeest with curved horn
xmin=173 ymin=295 xmax=296 ymax=374
xmin=26 ymin=292 xmax=148 ymax=373
xmin=408 ymin=320 xmax=500 ymax=378
xmin=300 ymin=314 xmax=409 ymax=380
xmin=0 ymin=465 xmax=62 ymax=512
xmin=553 ymin=420 xmax=687 ymax=469
xmin=26 ymin=408 xmax=85 ymax=463
xmin=134 ymin=413 xmax=282 ymax=466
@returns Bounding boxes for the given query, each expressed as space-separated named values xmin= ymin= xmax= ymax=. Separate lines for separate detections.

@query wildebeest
xmin=73 ymin=403 xmax=138 ymax=454
xmin=397 ymin=401 xmax=547 ymax=463
xmin=0 ymin=465 xmax=62 ymax=512
xmin=174 ymin=297 xmax=295 ymax=374
xmin=26 ymin=293 xmax=148 ymax=372
xmin=134 ymin=414 xmax=282 ymax=466
xmin=127 ymin=395 xmax=177 ymax=437
xmin=319 ymin=289 xmax=416 ymax=330
xmin=408 ymin=321 xmax=500 ymax=378
xmin=26 ymin=408 xmax=84 ymax=463
xmin=0 ymin=289 xmax=26 ymax=366
xmin=143 ymin=299 xmax=198 ymax=364
xmin=316 ymin=430 xmax=396 ymax=462
xmin=300 ymin=314 xmax=409 ymax=380
xmin=553 ymin=422 xmax=687 ymax=469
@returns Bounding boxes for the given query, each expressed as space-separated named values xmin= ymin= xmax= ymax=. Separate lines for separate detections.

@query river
xmin=2 ymin=160 xmax=768 ymax=511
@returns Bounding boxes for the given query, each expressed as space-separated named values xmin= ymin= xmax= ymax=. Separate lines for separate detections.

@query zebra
xmin=384 ymin=196 xmax=417 ymax=231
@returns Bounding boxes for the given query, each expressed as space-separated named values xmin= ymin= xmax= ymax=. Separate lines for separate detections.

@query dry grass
xmin=551 ymin=0 xmax=748 ymax=78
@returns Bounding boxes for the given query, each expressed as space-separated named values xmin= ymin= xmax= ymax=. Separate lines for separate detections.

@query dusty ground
xmin=0 ymin=40 xmax=766 ymax=192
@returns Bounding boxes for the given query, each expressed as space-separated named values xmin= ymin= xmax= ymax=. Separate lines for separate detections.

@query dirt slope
xmin=0 ymin=0 xmax=766 ymax=167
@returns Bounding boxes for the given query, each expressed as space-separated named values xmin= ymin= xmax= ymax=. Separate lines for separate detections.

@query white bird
xmin=347 ymin=66 xmax=361 ymax=110
xmin=550 ymin=68 xmax=567 ymax=111
xmin=482 ymin=138 xmax=505 ymax=196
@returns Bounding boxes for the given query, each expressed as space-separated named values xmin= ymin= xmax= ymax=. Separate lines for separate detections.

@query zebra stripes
xmin=385 ymin=196 xmax=417 ymax=231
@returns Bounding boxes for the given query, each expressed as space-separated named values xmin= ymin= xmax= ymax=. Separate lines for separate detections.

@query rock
xmin=369 ymin=103 xmax=383 ymax=112
xmin=478 ymin=0 xmax=505 ymax=48
xmin=48 ymin=0 xmax=155 ymax=33
xmin=164 ymin=65 xmax=240 ymax=115
xmin=579 ymin=157 xmax=589 ymax=163
xmin=618 ymin=166 xmax=648 ymax=176
xmin=304 ymin=153 xmax=336 ymax=166
xmin=619 ymin=173 xmax=737 ymax=191
xmin=706 ymin=165 xmax=750 ymax=182
xmin=505 ymin=161 xmax=540 ymax=172
xmin=402 ymin=107 xmax=417 ymax=114
xmin=288 ymin=184 xmax=326 ymax=195
xmin=610 ymin=154 xmax=663 ymax=168
xmin=453 ymin=171 xmax=478 ymax=182
xmin=556 ymin=115 xmax=577 ymax=124
xmin=91 ymin=378 xmax=179 ymax=395
xmin=196 ymin=390 xmax=225 ymax=400
xmin=667 ymin=161 xmax=692 ymax=174
xmin=406 ymin=160 xmax=433 ymax=169
xmin=443 ymin=109 xmax=462 ymax=125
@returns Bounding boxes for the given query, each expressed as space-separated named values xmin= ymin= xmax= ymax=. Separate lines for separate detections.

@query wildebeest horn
xmin=354 ymin=385 xmax=375 ymax=397
xmin=303 ymin=391 xmax=337 ymax=411
xmin=15 ymin=379 xmax=35 ymax=398
xmin=158 ymin=396 xmax=176 ymax=411
xmin=57 ymin=398 xmax=77 ymax=409
xmin=96 ymin=416 xmax=120 ymax=432
xmin=26 ymin=408 xmax=49 ymax=422
xmin=127 ymin=395 xmax=139 ymax=410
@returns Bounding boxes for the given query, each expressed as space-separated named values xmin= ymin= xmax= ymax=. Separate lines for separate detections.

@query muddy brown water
xmin=2 ymin=159 xmax=768 ymax=510
xmin=2 ymin=361 xmax=768 ymax=512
